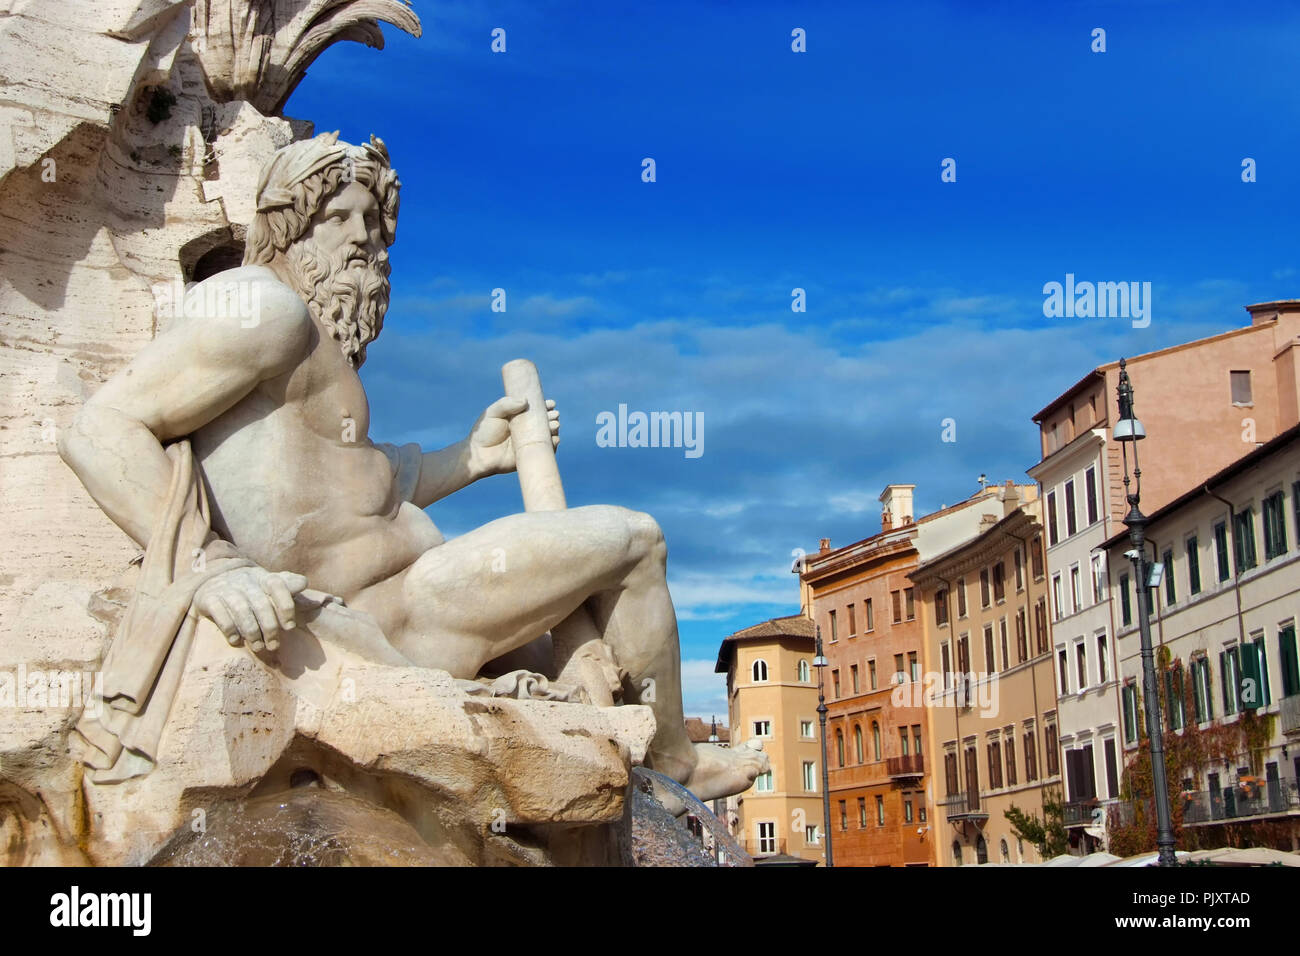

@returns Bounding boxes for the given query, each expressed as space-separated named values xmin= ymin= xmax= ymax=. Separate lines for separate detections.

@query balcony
xmin=944 ymin=791 xmax=987 ymax=823
xmin=1063 ymin=798 xmax=1099 ymax=828
xmin=1281 ymin=694 xmax=1300 ymax=737
xmin=1180 ymin=776 xmax=1300 ymax=825
xmin=887 ymin=754 xmax=925 ymax=781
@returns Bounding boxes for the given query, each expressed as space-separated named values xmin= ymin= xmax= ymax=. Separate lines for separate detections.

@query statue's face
xmin=304 ymin=180 xmax=385 ymax=266
xmin=282 ymin=177 xmax=392 ymax=367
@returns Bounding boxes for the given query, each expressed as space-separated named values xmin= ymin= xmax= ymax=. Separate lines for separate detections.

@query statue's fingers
xmin=202 ymin=594 xmax=242 ymax=646
xmin=227 ymin=593 xmax=266 ymax=651
xmin=240 ymin=583 xmax=281 ymax=651
xmin=485 ymin=396 xmax=527 ymax=419
xmin=549 ymin=418 xmax=559 ymax=433
xmin=545 ymin=399 xmax=556 ymax=410
xmin=276 ymin=571 xmax=310 ymax=594
xmin=262 ymin=575 xmax=298 ymax=632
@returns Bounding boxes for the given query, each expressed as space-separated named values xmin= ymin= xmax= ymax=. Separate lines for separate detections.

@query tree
xmin=1005 ymin=785 xmax=1068 ymax=859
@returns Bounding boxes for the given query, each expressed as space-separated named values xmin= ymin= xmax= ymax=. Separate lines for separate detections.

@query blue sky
xmin=286 ymin=0 xmax=1300 ymax=719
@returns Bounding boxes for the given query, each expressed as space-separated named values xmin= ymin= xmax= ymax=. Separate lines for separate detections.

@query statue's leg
xmin=353 ymin=503 xmax=764 ymax=799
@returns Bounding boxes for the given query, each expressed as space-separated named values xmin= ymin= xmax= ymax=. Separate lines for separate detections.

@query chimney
xmin=1002 ymin=479 xmax=1021 ymax=516
xmin=879 ymin=484 xmax=916 ymax=532
xmin=819 ymin=537 xmax=831 ymax=553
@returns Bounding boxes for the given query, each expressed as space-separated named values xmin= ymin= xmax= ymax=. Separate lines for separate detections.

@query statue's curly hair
xmin=243 ymin=153 xmax=400 ymax=266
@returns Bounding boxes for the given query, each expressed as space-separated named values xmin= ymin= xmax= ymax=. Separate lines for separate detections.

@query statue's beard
xmin=284 ymin=239 xmax=390 ymax=367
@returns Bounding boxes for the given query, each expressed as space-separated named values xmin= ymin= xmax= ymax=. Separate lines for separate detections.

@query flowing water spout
xmin=628 ymin=767 xmax=753 ymax=867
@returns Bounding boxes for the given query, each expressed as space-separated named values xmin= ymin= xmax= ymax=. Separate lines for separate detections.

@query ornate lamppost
xmin=815 ymin=626 xmax=834 ymax=867
xmin=1114 ymin=358 xmax=1178 ymax=865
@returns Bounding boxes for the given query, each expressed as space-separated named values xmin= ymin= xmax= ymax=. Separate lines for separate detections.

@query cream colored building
xmin=910 ymin=484 xmax=1061 ymax=865
xmin=715 ymin=614 xmax=824 ymax=863
xmin=1103 ymin=423 xmax=1300 ymax=848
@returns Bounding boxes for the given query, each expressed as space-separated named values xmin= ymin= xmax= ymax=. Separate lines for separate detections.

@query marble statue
xmin=57 ymin=132 xmax=767 ymax=805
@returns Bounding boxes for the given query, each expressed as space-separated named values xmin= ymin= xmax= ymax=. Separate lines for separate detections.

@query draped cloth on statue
xmin=75 ymin=439 xmax=253 ymax=783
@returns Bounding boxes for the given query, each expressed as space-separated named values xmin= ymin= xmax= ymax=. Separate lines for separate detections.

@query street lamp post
xmin=814 ymin=626 xmax=834 ymax=867
xmin=1114 ymin=358 xmax=1178 ymax=866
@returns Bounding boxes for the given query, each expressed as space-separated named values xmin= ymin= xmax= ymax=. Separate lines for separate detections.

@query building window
xmin=1052 ymin=573 xmax=1063 ymax=622
xmin=875 ymin=795 xmax=885 ymax=826
xmin=1035 ymin=599 xmax=1048 ymax=654
xmin=829 ymin=609 xmax=838 ymax=642
xmin=839 ymin=800 xmax=847 ymax=831
xmin=1122 ymin=683 xmax=1138 ymax=743
xmin=1091 ymin=554 xmax=1106 ymax=603
xmin=952 ymin=841 xmax=963 ymax=866
xmin=1234 ymin=508 xmax=1258 ymax=572
xmin=854 ymin=725 xmax=864 ymax=763
xmin=1279 ymin=623 xmax=1300 ymax=699
xmin=1119 ymin=572 xmax=1131 ymax=627
xmin=1162 ymin=548 xmax=1175 ymax=604
xmin=1230 ymin=369 xmax=1252 ymax=405
xmin=1031 ymin=536 xmax=1044 ymax=579
xmin=836 ymin=730 xmax=845 ymax=767
xmin=755 ymin=770 xmax=773 ymax=792
xmin=800 ymin=719 xmax=814 ymax=738
xmin=1045 ymin=723 xmax=1059 ymax=775
xmin=756 ymin=821 xmax=776 ymax=854
xmin=751 ymin=659 xmax=768 ymax=682
xmin=1263 ymin=490 xmax=1287 ymax=560
xmin=753 ymin=719 xmax=771 ymax=737
xmin=1085 ymin=465 xmax=1099 ymax=525
xmin=957 ymin=578 xmax=967 ymax=617
xmin=913 ymin=725 xmax=923 ymax=755
xmin=1005 ymin=734 xmax=1017 ymax=786
xmin=805 ymin=824 xmax=820 ymax=845
xmin=803 ymin=760 xmax=817 ymax=791
xmin=851 ymin=664 xmax=859 ymax=694
xmin=905 ymin=587 xmax=916 ymax=621
xmin=847 ymin=602 xmax=857 ymax=636
xmin=1070 ymin=565 xmax=1081 ymax=613
xmin=941 ymin=642 xmax=952 ymax=690
xmin=1016 ymin=610 xmax=1028 ymax=663
xmin=1057 ymin=647 xmax=1070 ymax=695
xmin=1076 ymin=641 xmax=1088 ymax=689
xmin=892 ymin=590 xmax=902 ymax=624
xmin=903 ymin=795 xmax=914 ymax=823
xmin=1024 ymin=727 xmax=1038 ymax=782
xmin=935 ymin=588 xmax=949 ymax=626
xmin=1047 ymin=491 xmax=1059 ymax=546
xmin=985 ymin=625 xmax=997 ymax=673
xmin=988 ymin=739 xmax=1003 ymax=789
xmin=958 ymin=634 xmax=970 ymax=677
xmin=1223 ymin=645 xmax=1245 ymax=715
xmin=832 ymin=670 xmax=840 ymax=698
xmin=1064 ymin=478 xmax=1078 ymax=537
xmin=1097 ymin=633 xmax=1108 ymax=684
xmin=1192 ymin=656 xmax=1213 ymax=723
xmin=1187 ymin=535 xmax=1201 ymax=596
xmin=1165 ymin=662 xmax=1185 ymax=730
xmin=993 ymin=563 xmax=1006 ymax=602
xmin=909 ymin=651 xmax=919 ymax=682
xmin=980 ymin=569 xmax=991 ymax=608
xmin=872 ymin=721 xmax=881 ymax=761
xmin=999 ymin=620 xmax=1009 ymax=669
xmin=900 ymin=727 xmax=909 ymax=755
xmin=1214 ymin=520 xmax=1231 ymax=582
xmin=869 ymin=659 xmax=877 ymax=689
xmin=894 ymin=653 xmax=904 ymax=682
xmin=865 ymin=597 xmax=874 ymax=631
xmin=797 ymin=659 xmax=810 ymax=682
xmin=976 ymin=836 xmax=989 ymax=865
xmin=1014 ymin=548 xmax=1024 ymax=590
xmin=1248 ymin=634 xmax=1271 ymax=707
xmin=858 ymin=797 xmax=867 ymax=828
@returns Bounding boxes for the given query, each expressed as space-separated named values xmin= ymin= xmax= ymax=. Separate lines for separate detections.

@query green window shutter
xmin=1240 ymin=644 xmax=1262 ymax=710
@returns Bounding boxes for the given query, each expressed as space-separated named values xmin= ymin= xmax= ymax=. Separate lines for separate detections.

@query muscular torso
xmin=191 ymin=315 xmax=443 ymax=601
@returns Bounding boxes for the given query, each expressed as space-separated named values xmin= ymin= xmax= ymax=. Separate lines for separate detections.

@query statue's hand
xmin=468 ymin=395 xmax=560 ymax=476
xmin=193 ymin=566 xmax=309 ymax=653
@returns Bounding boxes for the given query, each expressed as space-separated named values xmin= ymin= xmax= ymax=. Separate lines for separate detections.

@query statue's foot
xmin=683 ymin=738 xmax=769 ymax=803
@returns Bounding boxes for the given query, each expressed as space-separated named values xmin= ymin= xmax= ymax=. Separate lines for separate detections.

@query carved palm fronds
xmin=191 ymin=0 xmax=421 ymax=114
